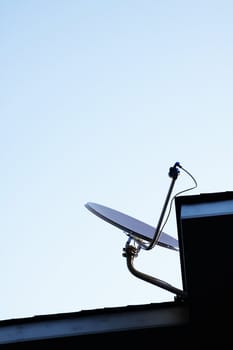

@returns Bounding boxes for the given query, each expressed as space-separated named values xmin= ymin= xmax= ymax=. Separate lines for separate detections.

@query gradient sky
xmin=1 ymin=0 xmax=233 ymax=320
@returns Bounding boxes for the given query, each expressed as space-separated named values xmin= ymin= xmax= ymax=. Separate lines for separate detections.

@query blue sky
xmin=1 ymin=0 xmax=233 ymax=320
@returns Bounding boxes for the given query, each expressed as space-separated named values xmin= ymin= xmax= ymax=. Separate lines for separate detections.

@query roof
xmin=0 ymin=300 xmax=189 ymax=347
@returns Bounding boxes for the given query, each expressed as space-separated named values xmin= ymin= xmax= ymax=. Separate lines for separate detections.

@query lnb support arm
xmin=145 ymin=162 xmax=181 ymax=250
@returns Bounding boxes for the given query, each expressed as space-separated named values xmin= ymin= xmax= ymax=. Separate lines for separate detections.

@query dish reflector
xmin=85 ymin=202 xmax=178 ymax=251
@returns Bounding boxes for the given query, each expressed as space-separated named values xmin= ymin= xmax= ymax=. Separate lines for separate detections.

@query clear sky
xmin=1 ymin=0 xmax=233 ymax=320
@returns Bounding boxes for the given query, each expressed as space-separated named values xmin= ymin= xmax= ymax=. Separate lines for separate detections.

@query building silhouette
xmin=1 ymin=191 xmax=233 ymax=346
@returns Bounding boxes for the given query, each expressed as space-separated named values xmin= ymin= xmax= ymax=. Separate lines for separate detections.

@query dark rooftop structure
xmin=1 ymin=190 xmax=233 ymax=346
xmin=0 ymin=301 xmax=190 ymax=348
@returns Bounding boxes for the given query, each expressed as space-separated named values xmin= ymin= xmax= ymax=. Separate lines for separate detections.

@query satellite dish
xmin=84 ymin=163 xmax=192 ymax=298
xmin=85 ymin=202 xmax=179 ymax=251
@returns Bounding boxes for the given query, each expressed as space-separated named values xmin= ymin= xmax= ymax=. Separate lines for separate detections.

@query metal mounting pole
xmin=122 ymin=240 xmax=185 ymax=298
xmin=122 ymin=162 xmax=186 ymax=299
